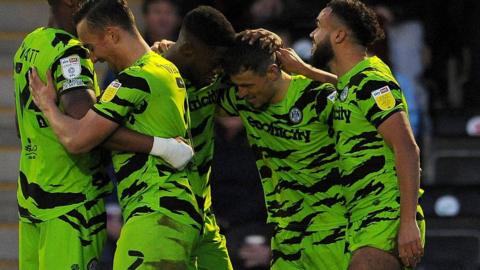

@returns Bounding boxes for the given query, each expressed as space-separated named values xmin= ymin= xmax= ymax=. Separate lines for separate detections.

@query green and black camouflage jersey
xmin=219 ymin=75 xmax=347 ymax=232
xmin=13 ymin=27 xmax=110 ymax=223
xmin=93 ymin=51 xmax=202 ymax=228
xmin=185 ymin=78 xmax=223 ymax=213
xmin=333 ymin=56 xmax=416 ymax=220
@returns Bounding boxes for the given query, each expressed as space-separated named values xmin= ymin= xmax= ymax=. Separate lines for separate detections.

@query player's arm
xmin=357 ymin=80 xmax=423 ymax=267
xmin=275 ymin=47 xmax=337 ymax=84
xmin=29 ymin=69 xmax=118 ymax=152
xmin=378 ymin=111 xmax=423 ymax=268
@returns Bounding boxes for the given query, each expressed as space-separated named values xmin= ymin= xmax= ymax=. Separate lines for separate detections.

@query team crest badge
xmin=327 ymin=91 xmax=337 ymax=103
xmin=371 ymin=86 xmax=395 ymax=110
xmin=339 ymin=87 xmax=349 ymax=101
xmin=289 ymin=107 xmax=302 ymax=124
xmin=60 ymin=54 xmax=81 ymax=79
xmin=101 ymin=80 xmax=122 ymax=103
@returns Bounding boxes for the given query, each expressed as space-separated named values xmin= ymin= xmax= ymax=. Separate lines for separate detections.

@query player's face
xmin=231 ymin=69 xmax=275 ymax=109
xmin=190 ymin=43 xmax=225 ymax=86
xmin=310 ymin=8 xmax=335 ymax=68
xmin=76 ymin=20 xmax=110 ymax=65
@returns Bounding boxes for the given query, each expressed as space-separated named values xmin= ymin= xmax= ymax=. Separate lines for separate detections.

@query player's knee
xmin=348 ymin=247 xmax=401 ymax=270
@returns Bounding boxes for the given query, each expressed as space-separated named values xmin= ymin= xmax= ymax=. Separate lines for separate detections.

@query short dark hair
xmin=142 ymin=0 xmax=179 ymax=15
xmin=182 ymin=6 xmax=235 ymax=47
xmin=73 ymin=0 xmax=136 ymax=33
xmin=222 ymin=37 xmax=275 ymax=77
xmin=327 ymin=0 xmax=384 ymax=46
xmin=47 ymin=0 xmax=59 ymax=7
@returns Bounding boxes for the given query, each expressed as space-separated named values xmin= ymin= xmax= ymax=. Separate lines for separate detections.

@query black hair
xmin=73 ymin=0 xmax=136 ymax=33
xmin=222 ymin=37 xmax=275 ymax=76
xmin=327 ymin=0 xmax=384 ymax=46
xmin=142 ymin=0 xmax=179 ymax=15
xmin=182 ymin=5 xmax=235 ymax=47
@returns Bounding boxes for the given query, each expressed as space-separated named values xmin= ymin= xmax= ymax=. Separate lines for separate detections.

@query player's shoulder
xmin=351 ymin=67 xmax=399 ymax=101
xmin=116 ymin=69 xmax=151 ymax=93
xmin=292 ymin=75 xmax=336 ymax=102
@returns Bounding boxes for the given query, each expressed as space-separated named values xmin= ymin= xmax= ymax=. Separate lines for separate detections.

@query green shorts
xmin=19 ymin=199 xmax=106 ymax=270
xmin=114 ymin=211 xmax=201 ymax=270
xmin=346 ymin=204 xmax=426 ymax=263
xmin=270 ymin=225 xmax=350 ymax=270
xmin=189 ymin=211 xmax=233 ymax=270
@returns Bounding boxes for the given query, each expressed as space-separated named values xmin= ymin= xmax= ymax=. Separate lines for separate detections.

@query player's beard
xmin=311 ymin=38 xmax=334 ymax=70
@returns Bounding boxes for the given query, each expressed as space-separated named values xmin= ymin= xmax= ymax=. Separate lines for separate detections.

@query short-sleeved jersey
xmin=219 ymin=75 xmax=347 ymax=231
xmin=185 ymin=78 xmax=223 ymax=212
xmin=333 ymin=56 xmax=409 ymax=219
xmin=93 ymin=51 xmax=202 ymax=228
xmin=13 ymin=27 xmax=110 ymax=223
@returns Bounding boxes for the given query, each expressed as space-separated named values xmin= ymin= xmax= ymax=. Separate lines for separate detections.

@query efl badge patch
xmin=60 ymin=54 xmax=81 ymax=79
xmin=339 ymin=87 xmax=348 ymax=101
xmin=101 ymin=80 xmax=121 ymax=103
xmin=372 ymin=86 xmax=395 ymax=110
xmin=289 ymin=107 xmax=302 ymax=124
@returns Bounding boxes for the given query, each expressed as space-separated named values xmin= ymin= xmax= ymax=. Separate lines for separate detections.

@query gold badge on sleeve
xmin=101 ymin=80 xmax=122 ymax=103
xmin=371 ymin=86 xmax=395 ymax=111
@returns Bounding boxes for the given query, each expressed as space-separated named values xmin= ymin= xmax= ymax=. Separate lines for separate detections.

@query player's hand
xmin=239 ymin=28 xmax=283 ymax=53
xmin=150 ymin=137 xmax=194 ymax=170
xmin=151 ymin=39 xmax=175 ymax=54
xmin=275 ymin=47 xmax=310 ymax=75
xmin=28 ymin=68 xmax=57 ymax=112
xmin=398 ymin=220 xmax=423 ymax=268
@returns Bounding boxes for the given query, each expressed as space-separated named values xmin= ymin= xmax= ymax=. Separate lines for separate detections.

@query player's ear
xmin=266 ymin=63 xmax=281 ymax=81
xmin=106 ymin=26 xmax=120 ymax=44
xmin=333 ymin=28 xmax=347 ymax=44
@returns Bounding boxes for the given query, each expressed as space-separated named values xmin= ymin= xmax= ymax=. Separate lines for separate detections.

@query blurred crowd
xmin=98 ymin=0 xmax=480 ymax=269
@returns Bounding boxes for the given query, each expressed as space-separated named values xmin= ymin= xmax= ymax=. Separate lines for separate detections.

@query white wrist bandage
xmin=150 ymin=137 xmax=194 ymax=170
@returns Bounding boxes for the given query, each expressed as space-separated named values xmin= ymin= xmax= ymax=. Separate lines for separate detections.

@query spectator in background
xmin=142 ymin=0 xmax=181 ymax=45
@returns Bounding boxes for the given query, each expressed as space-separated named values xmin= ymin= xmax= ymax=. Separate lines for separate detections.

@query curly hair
xmin=327 ymin=0 xmax=384 ymax=46
xmin=182 ymin=6 xmax=235 ymax=47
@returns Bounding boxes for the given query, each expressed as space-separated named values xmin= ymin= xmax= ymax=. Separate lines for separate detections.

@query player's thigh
xmin=19 ymin=221 xmax=40 ymax=270
xmin=114 ymin=212 xmax=200 ymax=270
xmin=192 ymin=213 xmax=233 ymax=270
xmin=347 ymin=205 xmax=425 ymax=270
xmin=348 ymin=246 xmax=401 ymax=270
xmin=39 ymin=200 xmax=107 ymax=270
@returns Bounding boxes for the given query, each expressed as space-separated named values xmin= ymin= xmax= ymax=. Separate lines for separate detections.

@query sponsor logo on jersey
xmin=333 ymin=106 xmax=351 ymax=123
xmin=189 ymin=89 xmax=218 ymax=111
xmin=60 ymin=54 xmax=81 ymax=79
xmin=63 ymin=78 xmax=85 ymax=91
xmin=101 ymin=80 xmax=122 ymax=103
xmin=289 ymin=107 xmax=302 ymax=124
xmin=371 ymin=85 xmax=395 ymax=110
xmin=247 ymin=116 xmax=311 ymax=142
xmin=339 ymin=87 xmax=349 ymax=101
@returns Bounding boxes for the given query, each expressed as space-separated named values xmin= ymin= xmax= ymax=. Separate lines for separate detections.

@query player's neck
xmin=270 ymin=71 xmax=292 ymax=104
xmin=332 ymin=44 xmax=367 ymax=78
xmin=47 ymin=13 xmax=75 ymax=35
xmin=115 ymin=31 xmax=151 ymax=71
